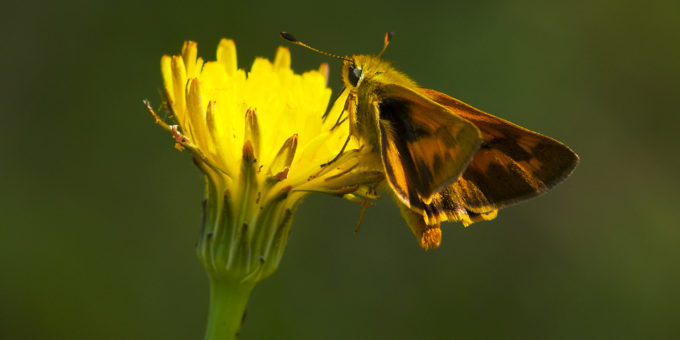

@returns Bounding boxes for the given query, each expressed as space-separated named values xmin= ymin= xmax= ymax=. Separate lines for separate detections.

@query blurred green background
xmin=2 ymin=0 xmax=679 ymax=338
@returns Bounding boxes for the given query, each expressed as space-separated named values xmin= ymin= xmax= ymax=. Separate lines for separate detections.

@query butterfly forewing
xmin=376 ymin=84 xmax=483 ymax=209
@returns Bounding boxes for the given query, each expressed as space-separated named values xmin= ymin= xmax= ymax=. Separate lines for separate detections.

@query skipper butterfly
xmin=282 ymin=32 xmax=578 ymax=249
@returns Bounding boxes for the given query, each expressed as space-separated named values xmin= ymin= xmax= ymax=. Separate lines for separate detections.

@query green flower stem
xmin=204 ymin=278 xmax=255 ymax=340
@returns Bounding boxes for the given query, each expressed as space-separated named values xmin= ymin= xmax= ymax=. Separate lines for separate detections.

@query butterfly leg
xmin=329 ymin=92 xmax=352 ymax=131
xmin=353 ymin=182 xmax=380 ymax=233
xmin=320 ymin=135 xmax=351 ymax=168
xmin=354 ymin=198 xmax=372 ymax=233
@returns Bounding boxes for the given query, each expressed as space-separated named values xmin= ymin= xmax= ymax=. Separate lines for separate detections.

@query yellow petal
xmin=186 ymin=78 xmax=210 ymax=151
xmin=161 ymin=55 xmax=174 ymax=103
xmin=182 ymin=41 xmax=198 ymax=77
xmin=170 ymin=55 xmax=187 ymax=125
xmin=268 ymin=134 xmax=298 ymax=179
xmin=244 ymin=108 xmax=261 ymax=159
xmin=273 ymin=47 xmax=291 ymax=71
xmin=217 ymin=39 xmax=237 ymax=76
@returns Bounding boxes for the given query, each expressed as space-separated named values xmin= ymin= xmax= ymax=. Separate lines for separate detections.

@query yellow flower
xmin=145 ymin=40 xmax=382 ymax=284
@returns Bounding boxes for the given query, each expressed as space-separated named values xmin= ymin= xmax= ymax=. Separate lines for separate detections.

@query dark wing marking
xmin=376 ymin=84 xmax=482 ymax=209
xmin=421 ymin=88 xmax=579 ymax=210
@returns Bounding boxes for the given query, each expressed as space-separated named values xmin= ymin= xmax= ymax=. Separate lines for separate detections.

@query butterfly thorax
xmin=342 ymin=55 xmax=419 ymax=148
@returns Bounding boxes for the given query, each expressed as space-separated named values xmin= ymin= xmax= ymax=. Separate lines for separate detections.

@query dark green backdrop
xmin=2 ymin=0 xmax=679 ymax=338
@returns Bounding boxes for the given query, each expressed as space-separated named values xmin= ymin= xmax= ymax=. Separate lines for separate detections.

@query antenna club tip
xmin=385 ymin=32 xmax=394 ymax=43
xmin=280 ymin=32 xmax=298 ymax=42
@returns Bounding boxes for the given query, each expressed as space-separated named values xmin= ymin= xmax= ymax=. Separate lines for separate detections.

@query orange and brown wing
xmin=376 ymin=84 xmax=483 ymax=210
xmin=421 ymin=88 xmax=579 ymax=212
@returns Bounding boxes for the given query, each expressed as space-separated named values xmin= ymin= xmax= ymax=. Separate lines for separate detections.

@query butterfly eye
xmin=347 ymin=64 xmax=363 ymax=86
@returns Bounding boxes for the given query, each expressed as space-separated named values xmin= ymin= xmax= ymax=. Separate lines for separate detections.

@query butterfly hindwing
xmin=421 ymin=88 xmax=579 ymax=210
xmin=375 ymin=84 xmax=483 ymax=210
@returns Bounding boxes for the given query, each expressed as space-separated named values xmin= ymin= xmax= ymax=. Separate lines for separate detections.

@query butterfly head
xmin=280 ymin=32 xmax=397 ymax=90
xmin=342 ymin=58 xmax=364 ymax=88
xmin=341 ymin=32 xmax=394 ymax=89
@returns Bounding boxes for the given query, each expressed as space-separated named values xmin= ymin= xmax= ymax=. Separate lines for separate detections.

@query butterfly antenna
xmin=280 ymin=32 xmax=351 ymax=62
xmin=377 ymin=32 xmax=394 ymax=57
